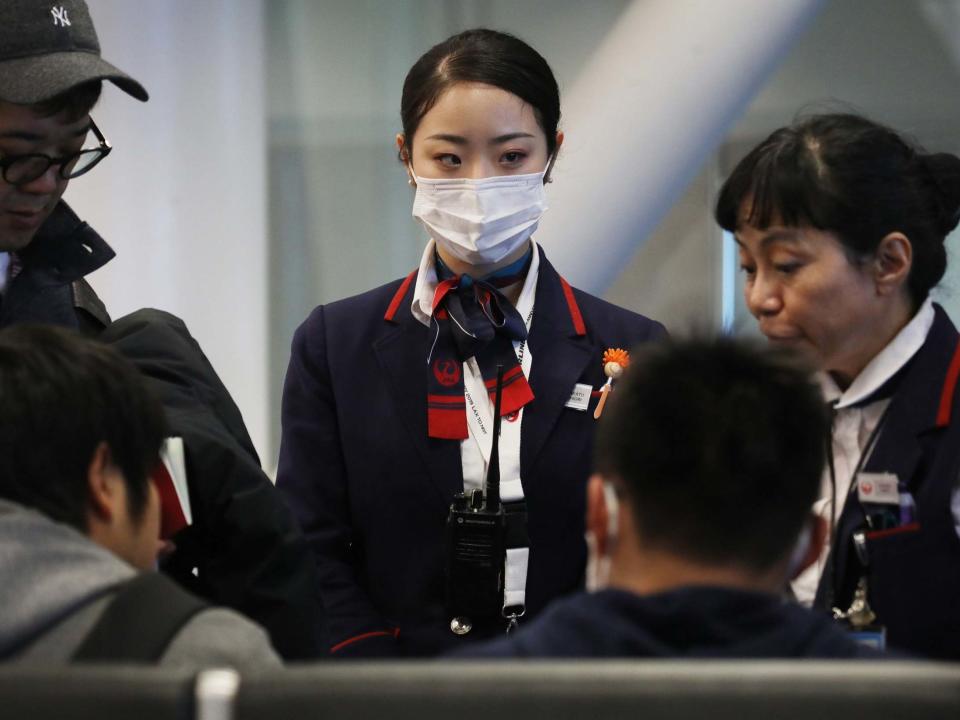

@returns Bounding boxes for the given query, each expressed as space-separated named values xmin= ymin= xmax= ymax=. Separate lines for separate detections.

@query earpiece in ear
xmin=602 ymin=481 xmax=619 ymax=545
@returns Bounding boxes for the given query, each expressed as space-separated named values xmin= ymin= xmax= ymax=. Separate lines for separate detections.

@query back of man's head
xmin=0 ymin=325 xmax=166 ymax=534
xmin=596 ymin=337 xmax=828 ymax=573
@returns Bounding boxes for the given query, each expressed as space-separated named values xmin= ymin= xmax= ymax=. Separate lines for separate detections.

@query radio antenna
xmin=485 ymin=364 xmax=504 ymax=509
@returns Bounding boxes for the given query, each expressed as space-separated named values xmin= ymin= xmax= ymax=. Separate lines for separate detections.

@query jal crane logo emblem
xmin=51 ymin=6 xmax=71 ymax=27
xmin=433 ymin=359 xmax=460 ymax=387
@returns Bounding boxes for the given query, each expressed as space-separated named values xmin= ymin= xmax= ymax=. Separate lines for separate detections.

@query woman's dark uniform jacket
xmin=815 ymin=303 xmax=960 ymax=659
xmin=277 ymin=249 xmax=667 ymax=657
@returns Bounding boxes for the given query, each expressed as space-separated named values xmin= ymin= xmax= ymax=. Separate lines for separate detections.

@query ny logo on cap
xmin=51 ymin=5 xmax=71 ymax=28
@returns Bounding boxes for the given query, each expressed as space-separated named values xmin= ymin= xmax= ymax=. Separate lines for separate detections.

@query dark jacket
xmin=0 ymin=202 xmax=112 ymax=334
xmin=277 ymin=251 xmax=666 ymax=657
xmin=2 ymin=204 xmax=319 ymax=659
xmin=455 ymin=587 xmax=880 ymax=659
xmin=100 ymin=309 xmax=321 ymax=659
xmin=816 ymin=304 xmax=960 ymax=659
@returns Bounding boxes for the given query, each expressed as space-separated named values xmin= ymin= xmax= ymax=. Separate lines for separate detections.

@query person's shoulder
xmin=564 ymin=281 xmax=667 ymax=343
xmin=161 ymin=607 xmax=282 ymax=672
xmin=537 ymin=249 xmax=665 ymax=341
xmin=296 ymin=273 xmax=417 ymax=338
xmin=327 ymin=273 xmax=416 ymax=315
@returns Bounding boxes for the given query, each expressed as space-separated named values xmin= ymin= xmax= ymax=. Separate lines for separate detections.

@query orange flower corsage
xmin=602 ymin=348 xmax=630 ymax=376
xmin=594 ymin=348 xmax=630 ymax=420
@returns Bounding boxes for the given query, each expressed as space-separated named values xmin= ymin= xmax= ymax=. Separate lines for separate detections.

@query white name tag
xmin=565 ymin=383 xmax=593 ymax=411
xmin=857 ymin=472 xmax=900 ymax=505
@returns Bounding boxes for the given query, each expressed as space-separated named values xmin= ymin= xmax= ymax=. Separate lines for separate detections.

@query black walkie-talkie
xmin=444 ymin=364 xmax=507 ymax=624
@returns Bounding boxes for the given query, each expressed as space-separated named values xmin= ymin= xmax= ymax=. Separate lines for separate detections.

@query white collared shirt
xmin=412 ymin=241 xmax=539 ymax=611
xmin=792 ymin=298 xmax=952 ymax=605
xmin=411 ymin=239 xmax=540 ymax=500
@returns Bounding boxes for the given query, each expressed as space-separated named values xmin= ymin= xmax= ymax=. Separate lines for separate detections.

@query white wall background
xmin=63 ymin=0 xmax=270 ymax=461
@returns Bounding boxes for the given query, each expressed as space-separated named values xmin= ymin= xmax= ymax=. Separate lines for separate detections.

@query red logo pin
xmin=433 ymin=359 xmax=461 ymax=387
xmin=861 ymin=481 xmax=873 ymax=496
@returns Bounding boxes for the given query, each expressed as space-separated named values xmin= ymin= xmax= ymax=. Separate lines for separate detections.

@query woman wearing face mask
xmin=277 ymin=29 xmax=666 ymax=658
xmin=715 ymin=113 xmax=960 ymax=659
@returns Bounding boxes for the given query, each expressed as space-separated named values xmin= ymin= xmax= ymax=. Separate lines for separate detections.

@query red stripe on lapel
xmin=384 ymin=270 xmax=418 ymax=322
xmin=559 ymin=275 xmax=586 ymax=336
xmin=936 ymin=337 xmax=960 ymax=427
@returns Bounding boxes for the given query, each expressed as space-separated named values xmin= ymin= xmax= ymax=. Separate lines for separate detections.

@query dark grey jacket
xmin=0 ymin=201 xmax=112 ymax=334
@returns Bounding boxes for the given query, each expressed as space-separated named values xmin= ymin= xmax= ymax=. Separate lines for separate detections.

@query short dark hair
xmin=0 ymin=325 xmax=166 ymax=531
xmin=595 ymin=338 xmax=828 ymax=572
xmin=31 ymin=80 xmax=102 ymax=121
xmin=400 ymin=28 xmax=561 ymax=159
xmin=715 ymin=113 xmax=960 ymax=308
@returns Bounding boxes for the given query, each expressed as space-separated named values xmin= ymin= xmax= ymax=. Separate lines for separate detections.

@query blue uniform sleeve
xmin=276 ymin=306 xmax=401 ymax=657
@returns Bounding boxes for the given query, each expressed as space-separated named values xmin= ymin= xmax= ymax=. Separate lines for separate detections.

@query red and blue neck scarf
xmin=427 ymin=250 xmax=535 ymax=439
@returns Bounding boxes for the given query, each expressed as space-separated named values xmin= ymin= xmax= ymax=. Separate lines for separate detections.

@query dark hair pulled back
xmin=716 ymin=113 xmax=960 ymax=307
xmin=400 ymin=28 xmax=560 ymax=159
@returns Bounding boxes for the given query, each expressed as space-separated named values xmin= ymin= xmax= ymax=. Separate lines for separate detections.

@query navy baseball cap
xmin=0 ymin=0 xmax=148 ymax=104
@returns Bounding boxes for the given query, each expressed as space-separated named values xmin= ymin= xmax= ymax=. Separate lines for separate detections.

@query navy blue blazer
xmin=816 ymin=304 xmax=960 ymax=659
xmin=277 ymin=252 xmax=666 ymax=657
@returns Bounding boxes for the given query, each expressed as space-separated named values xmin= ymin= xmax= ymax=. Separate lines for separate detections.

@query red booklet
xmin=153 ymin=437 xmax=192 ymax=539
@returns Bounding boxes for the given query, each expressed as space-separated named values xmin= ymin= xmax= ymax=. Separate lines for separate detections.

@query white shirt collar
xmin=820 ymin=297 xmax=935 ymax=408
xmin=410 ymin=240 xmax=541 ymax=329
xmin=410 ymin=240 xmax=440 ymax=327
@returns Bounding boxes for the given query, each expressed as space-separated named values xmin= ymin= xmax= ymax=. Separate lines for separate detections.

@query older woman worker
xmin=277 ymin=29 xmax=665 ymax=657
xmin=716 ymin=113 xmax=960 ymax=658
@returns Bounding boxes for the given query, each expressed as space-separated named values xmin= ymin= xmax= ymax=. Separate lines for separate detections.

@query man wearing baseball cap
xmin=0 ymin=0 xmax=148 ymax=331
xmin=0 ymin=2 xmax=323 ymax=660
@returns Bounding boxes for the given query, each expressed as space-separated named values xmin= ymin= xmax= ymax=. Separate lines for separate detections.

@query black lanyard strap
xmin=823 ymin=403 xmax=891 ymax=610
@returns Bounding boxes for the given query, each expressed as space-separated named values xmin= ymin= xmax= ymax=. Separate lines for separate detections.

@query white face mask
xmin=409 ymin=162 xmax=551 ymax=266
xmin=585 ymin=481 xmax=619 ymax=593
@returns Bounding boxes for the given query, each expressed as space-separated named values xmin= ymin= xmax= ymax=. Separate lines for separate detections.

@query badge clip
xmin=833 ymin=576 xmax=877 ymax=629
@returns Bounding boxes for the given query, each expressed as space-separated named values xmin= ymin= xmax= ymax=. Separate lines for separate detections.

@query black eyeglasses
xmin=0 ymin=118 xmax=112 ymax=186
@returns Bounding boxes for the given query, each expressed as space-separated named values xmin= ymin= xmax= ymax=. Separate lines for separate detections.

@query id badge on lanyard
xmin=462 ymin=307 xmax=533 ymax=618
xmin=462 ymin=308 xmax=534 ymax=503
xmin=830 ymin=416 xmax=891 ymax=651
